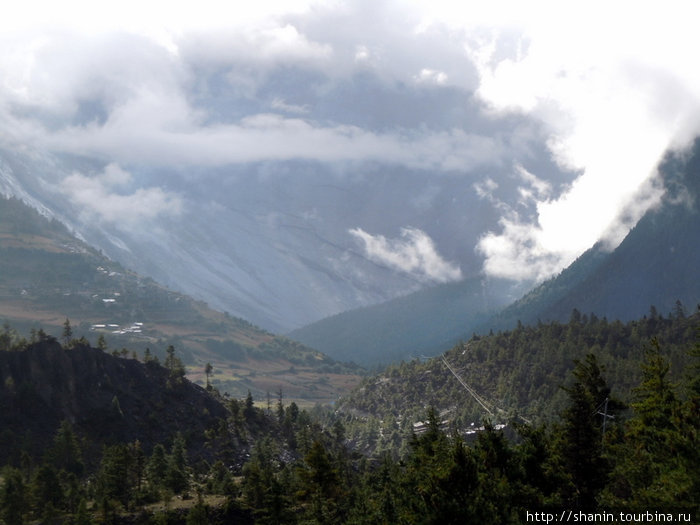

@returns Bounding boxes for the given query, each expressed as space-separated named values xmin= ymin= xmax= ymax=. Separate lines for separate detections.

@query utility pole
xmin=596 ymin=397 xmax=614 ymax=444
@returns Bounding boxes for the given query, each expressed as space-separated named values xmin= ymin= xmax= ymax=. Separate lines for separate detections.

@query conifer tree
xmin=165 ymin=433 xmax=189 ymax=494
xmin=276 ymin=388 xmax=285 ymax=423
xmin=49 ymin=420 xmax=84 ymax=476
xmin=131 ymin=440 xmax=146 ymax=495
xmin=164 ymin=345 xmax=185 ymax=386
xmin=1 ymin=466 xmax=26 ymax=525
xmin=97 ymin=444 xmax=131 ymax=507
xmin=555 ymin=354 xmax=619 ymax=510
xmin=242 ymin=437 xmax=295 ymax=523
xmin=601 ymin=339 xmax=695 ymax=511
xmin=298 ymin=440 xmax=343 ymax=524
xmin=62 ymin=318 xmax=73 ymax=346
xmin=205 ymin=362 xmax=213 ymax=390
xmin=147 ymin=444 xmax=168 ymax=487
xmin=31 ymin=464 xmax=64 ymax=514
xmin=244 ymin=390 xmax=256 ymax=422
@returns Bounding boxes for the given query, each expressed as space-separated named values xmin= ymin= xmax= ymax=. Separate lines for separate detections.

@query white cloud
xmin=179 ymin=22 xmax=333 ymax=68
xmin=415 ymin=68 xmax=448 ymax=85
xmin=270 ymin=97 xmax=310 ymax=114
xmin=477 ymin=217 xmax=563 ymax=282
xmin=349 ymin=227 xmax=462 ymax=283
xmin=514 ymin=165 xmax=551 ymax=205
xmin=0 ymin=24 xmax=508 ymax=172
xmin=437 ymin=1 xmax=700 ymax=280
xmin=354 ymin=45 xmax=371 ymax=63
xmin=475 ymin=158 xmax=666 ymax=281
xmin=32 ymin=104 xmax=505 ymax=171
xmin=59 ymin=163 xmax=182 ymax=228
xmin=473 ymin=177 xmax=499 ymax=201
xmin=0 ymin=0 xmax=325 ymax=41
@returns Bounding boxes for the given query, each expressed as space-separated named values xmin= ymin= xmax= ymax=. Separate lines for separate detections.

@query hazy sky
xmin=2 ymin=0 xmax=698 ymax=283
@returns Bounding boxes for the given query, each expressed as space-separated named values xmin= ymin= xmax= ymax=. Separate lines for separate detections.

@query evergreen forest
xmin=0 ymin=309 xmax=698 ymax=524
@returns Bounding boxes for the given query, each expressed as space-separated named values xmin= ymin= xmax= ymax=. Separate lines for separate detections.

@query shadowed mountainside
xmin=0 ymin=339 xmax=227 ymax=463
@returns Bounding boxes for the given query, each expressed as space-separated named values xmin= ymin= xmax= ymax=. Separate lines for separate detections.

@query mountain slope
xmin=0 ymin=339 xmax=228 ymax=462
xmin=0 ymin=140 xmax=531 ymax=334
xmin=0 ymin=196 xmax=362 ymax=403
xmin=484 ymin=139 xmax=700 ymax=331
xmin=288 ymin=275 xmax=524 ymax=366
xmin=290 ymin=139 xmax=700 ymax=366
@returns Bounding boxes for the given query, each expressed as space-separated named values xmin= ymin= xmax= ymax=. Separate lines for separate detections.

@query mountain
xmin=289 ymin=275 xmax=524 ymax=366
xmin=0 ymin=111 xmax=554 ymax=334
xmin=0 ymin=196 xmax=362 ymax=403
xmin=289 ymin=139 xmax=700 ymax=366
xmin=482 ymin=139 xmax=700 ymax=331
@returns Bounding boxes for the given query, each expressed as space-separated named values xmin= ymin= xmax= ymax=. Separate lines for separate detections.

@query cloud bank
xmin=2 ymin=0 xmax=699 ymax=286
xmin=453 ymin=1 xmax=700 ymax=280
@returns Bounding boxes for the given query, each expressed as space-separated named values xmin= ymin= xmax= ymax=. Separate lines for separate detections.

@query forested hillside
xmin=0 ymin=314 xmax=697 ymax=523
xmin=0 ymin=332 xmax=322 ymax=523
xmin=338 ymin=309 xmax=698 ymax=451
xmin=0 ymin=336 xmax=227 ymax=466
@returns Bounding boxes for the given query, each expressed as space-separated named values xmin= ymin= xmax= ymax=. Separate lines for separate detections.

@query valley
xmin=1 ymin=5 xmax=699 ymax=523
xmin=0 ymin=197 xmax=363 ymax=406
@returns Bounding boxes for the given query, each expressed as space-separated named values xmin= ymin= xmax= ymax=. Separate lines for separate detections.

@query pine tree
xmin=97 ymin=444 xmax=132 ymax=508
xmin=31 ymin=464 xmax=64 ymax=514
xmin=205 ymin=362 xmax=213 ymax=390
xmin=555 ymin=354 xmax=619 ymax=510
xmin=164 ymin=345 xmax=185 ymax=386
xmin=1 ymin=466 xmax=26 ymax=525
xmin=276 ymin=389 xmax=285 ymax=423
xmin=147 ymin=444 xmax=168 ymax=487
xmin=297 ymin=440 xmax=343 ymax=524
xmin=49 ymin=420 xmax=84 ymax=476
xmin=601 ymin=338 xmax=696 ymax=511
xmin=242 ymin=437 xmax=294 ymax=523
xmin=62 ymin=318 xmax=73 ymax=346
xmin=165 ymin=433 xmax=189 ymax=494
xmin=131 ymin=440 xmax=146 ymax=495
xmin=244 ymin=390 xmax=256 ymax=422
xmin=512 ymin=423 xmax=564 ymax=510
